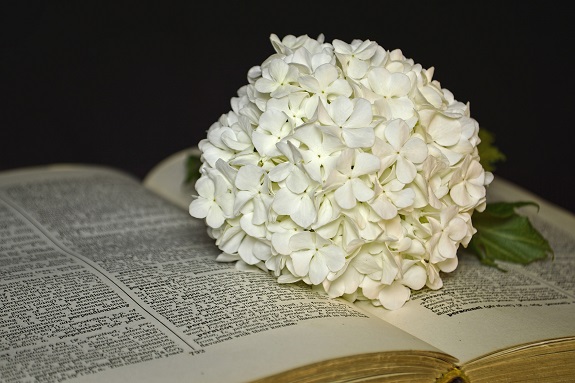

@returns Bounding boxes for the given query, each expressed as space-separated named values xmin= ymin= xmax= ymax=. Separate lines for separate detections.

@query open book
xmin=1 ymin=149 xmax=574 ymax=383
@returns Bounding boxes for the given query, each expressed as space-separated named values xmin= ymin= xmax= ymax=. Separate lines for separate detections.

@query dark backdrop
xmin=2 ymin=2 xmax=574 ymax=214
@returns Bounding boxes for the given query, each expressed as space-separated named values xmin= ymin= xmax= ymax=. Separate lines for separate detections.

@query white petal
xmin=419 ymin=86 xmax=444 ymax=108
xmin=235 ymin=165 xmax=264 ymax=191
xmin=438 ymin=233 xmax=457 ymax=259
xmin=269 ymin=59 xmax=289 ymax=82
xmin=194 ymin=176 xmax=215 ymax=199
xmin=378 ymin=282 xmax=411 ymax=310
xmin=345 ymin=98 xmax=373 ymax=128
xmin=352 ymin=152 xmax=381 ymax=176
xmin=335 ymin=148 xmax=354 ymax=173
xmin=434 ymin=145 xmax=465 ymax=166
xmin=289 ymin=231 xmax=315 ymax=250
xmin=189 ymin=198 xmax=211 ymax=219
xmin=272 ymin=188 xmax=298 ymax=215
xmin=261 ymin=108 xmax=290 ymax=133
xmin=447 ymin=217 xmax=468 ymax=242
xmin=252 ymin=131 xmax=280 ymax=157
xmin=395 ymin=156 xmax=417 ymax=184
xmin=221 ymin=130 xmax=250 ymax=151
xmin=386 ymin=97 xmax=415 ymax=120
xmin=401 ymin=137 xmax=428 ymax=163
xmin=206 ymin=205 xmax=225 ymax=228
xmin=370 ymin=195 xmax=397 ymax=220
xmin=466 ymin=182 xmax=485 ymax=200
xmin=298 ymin=75 xmax=320 ymax=93
xmin=327 ymin=79 xmax=353 ymax=97
xmin=303 ymin=161 xmax=322 ymax=184
xmin=238 ymin=236 xmax=263 ymax=265
xmin=351 ymin=179 xmax=375 ymax=202
xmin=380 ymin=251 xmax=399 ymax=285
xmin=216 ymin=252 xmax=240 ymax=262
xmin=233 ymin=190 xmax=255 ymax=215
xmin=213 ymin=174 xmax=231 ymax=195
xmin=401 ymin=265 xmax=427 ymax=290
xmin=314 ymin=63 xmax=338 ymax=87
xmin=438 ymin=256 xmax=458 ymax=272
xmin=286 ymin=168 xmax=310 ymax=194
xmin=291 ymin=249 xmax=314 ymax=277
xmin=347 ymin=58 xmax=369 ymax=79
xmin=253 ymin=194 xmax=272 ymax=225
xmin=202 ymin=143 xmax=233 ymax=167
xmin=425 ymin=265 xmax=443 ymax=290
xmin=342 ymin=127 xmax=375 ymax=148
xmin=314 ymin=196 xmax=336 ymax=228
xmin=293 ymin=123 xmax=322 ymax=148
xmin=360 ymin=277 xmax=382 ymax=300
xmin=252 ymin=240 xmax=272 ymax=261
xmin=390 ymin=187 xmax=415 ymax=209
xmin=255 ymin=78 xmax=277 ymax=93
xmin=209 ymin=194 xmax=231 ymax=219
xmin=320 ymin=245 xmax=346 ymax=272
xmin=317 ymin=99 xmax=335 ymax=125
xmin=215 ymin=159 xmax=238 ymax=185
xmin=450 ymin=183 xmax=473 ymax=207
xmin=429 ymin=114 xmax=461 ymax=146
xmin=367 ymin=67 xmax=388 ymax=95
xmin=272 ymin=231 xmax=295 ymax=255
xmin=291 ymin=194 xmax=317 ymax=228
xmin=329 ymin=96 xmax=354 ymax=125
xmin=268 ymin=162 xmax=292 ymax=182
xmin=240 ymin=213 xmax=266 ymax=238
xmin=309 ymin=255 xmax=329 ymax=284
xmin=277 ymin=273 xmax=301 ymax=284
xmin=484 ymin=171 xmax=494 ymax=185
xmin=335 ymin=181 xmax=356 ymax=209
xmin=354 ymin=253 xmax=382 ymax=275
xmin=384 ymin=119 xmax=408 ymax=150
xmin=386 ymin=72 xmax=411 ymax=97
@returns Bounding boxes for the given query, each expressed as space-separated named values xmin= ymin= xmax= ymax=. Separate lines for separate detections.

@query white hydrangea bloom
xmin=189 ymin=171 xmax=233 ymax=228
xmin=190 ymin=33 xmax=493 ymax=310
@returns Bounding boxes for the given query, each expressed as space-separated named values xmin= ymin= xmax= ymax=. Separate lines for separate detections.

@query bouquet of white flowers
xmin=189 ymin=33 xmax=551 ymax=310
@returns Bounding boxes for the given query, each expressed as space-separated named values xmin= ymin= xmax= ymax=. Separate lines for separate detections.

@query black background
xmin=2 ymin=2 xmax=574 ymax=214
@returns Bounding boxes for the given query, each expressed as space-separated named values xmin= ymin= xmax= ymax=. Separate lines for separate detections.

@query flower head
xmin=190 ymin=33 xmax=493 ymax=310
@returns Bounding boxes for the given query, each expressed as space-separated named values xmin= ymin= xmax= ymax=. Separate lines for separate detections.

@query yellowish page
xmin=1 ymin=165 xmax=446 ymax=383
xmin=143 ymin=147 xmax=199 ymax=210
xmin=358 ymin=177 xmax=575 ymax=363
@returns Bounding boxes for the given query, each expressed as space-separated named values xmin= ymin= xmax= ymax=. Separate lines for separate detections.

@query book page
xmin=0 ymin=165 xmax=446 ymax=383
xmin=358 ymin=177 xmax=575 ymax=363
xmin=144 ymin=148 xmax=575 ymax=364
xmin=143 ymin=148 xmax=199 ymax=210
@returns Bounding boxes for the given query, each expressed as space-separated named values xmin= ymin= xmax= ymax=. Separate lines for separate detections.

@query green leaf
xmin=184 ymin=153 xmax=202 ymax=184
xmin=481 ymin=201 xmax=539 ymax=217
xmin=477 ymin=128 xmax=506 ymax=172
xmin=468 ymin=201 xmax=554 ymax=269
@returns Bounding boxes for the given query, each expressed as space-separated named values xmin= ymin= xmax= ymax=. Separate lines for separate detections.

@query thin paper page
xmin=0 ymin=166 xmax=446 ymax=383
xmin=359 ymin=178 xmax=575 ymax=363
xmin=143 ymin=148 xmax=198 ymax=210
